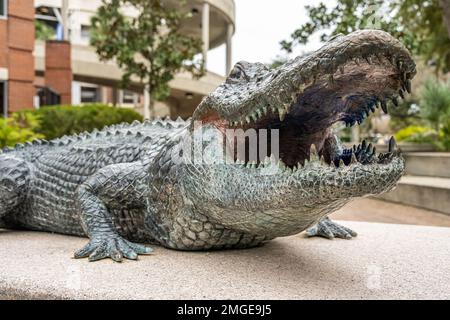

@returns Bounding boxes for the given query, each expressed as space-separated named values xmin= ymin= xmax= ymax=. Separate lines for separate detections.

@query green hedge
xmin=0 ymin=113 xmax=45 ymax=148
xmin=23 ymin=104 xmax=143 ymax=140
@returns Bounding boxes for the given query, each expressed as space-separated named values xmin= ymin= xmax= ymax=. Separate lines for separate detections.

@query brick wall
xmin=0 ymin=20 xmax=7 ymax=69
xmin=0 ymin=0 xmax=35 ymax=112
xmin=45 ymin=40 xmax=72 ymax=105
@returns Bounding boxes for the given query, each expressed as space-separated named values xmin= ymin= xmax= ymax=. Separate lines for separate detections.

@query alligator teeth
xmin=245 ymin=116 xmax=251 ymax=124
xmin=262 ymin=106 xmax=268 ymax=115
xmin=388 ymin=136 xmax=397 ymax=152
xmin=278 ymin=108 xmax=286 ymax=122
xmin=361 ymin=140 xmax=367 ymax=150
xmin=366 ymin=143 xmax=373 ymax=153
xmin=309 ymin=144 xmax=319 ymax=161
xmin=405 ymin=80 xmax=412 ymax=94
xmin=351 ymin=153 xmax=358 ymax=164
xmin=298 ymin=83 xmax=306 ymax=93
xmin=339 ymin=159 xmax=345 ymax=168
xmin=399 ymin=89 xmax=405 ymax=99
xmin=380 ymin=100 xmax=388 ymax=114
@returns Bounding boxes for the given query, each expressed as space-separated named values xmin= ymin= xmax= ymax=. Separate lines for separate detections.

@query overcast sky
xmin=207 ymin=0 xmax=331 ymax=76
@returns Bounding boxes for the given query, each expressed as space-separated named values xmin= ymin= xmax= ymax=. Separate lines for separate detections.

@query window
xmin=80 ymin=86 xmax=100 ymax=103
xmin=0 ymin=0 xmax=7 ymax=19
xmin=80 ymin=25 xmax=91 ymax=40
xmin=122 ymin=90 xmax=137 ymax=104
xmin=0 ymin=81 xmax=7 ymax=117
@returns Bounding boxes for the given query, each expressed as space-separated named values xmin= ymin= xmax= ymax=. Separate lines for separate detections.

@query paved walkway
xmin=1 ymin=221 xmax=449 ymax=299
xmin=332 ymin=198 xmax=450 ymax=227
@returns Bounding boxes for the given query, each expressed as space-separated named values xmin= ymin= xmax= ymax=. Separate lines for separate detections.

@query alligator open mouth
xmin=227 ymin=52 xmax=412 ymax=168
xmin=194 ymin=30 xmax=416 ymax=171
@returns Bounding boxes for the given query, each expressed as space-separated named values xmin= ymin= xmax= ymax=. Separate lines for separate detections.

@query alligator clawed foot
xmin=306 ymin=217 xmax=357 ymax=240
xmin=74 ymin=234 xmax=153 ymax=262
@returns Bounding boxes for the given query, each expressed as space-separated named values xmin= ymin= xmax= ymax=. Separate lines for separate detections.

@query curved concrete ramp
xmin=1 ymin=221 xmax=449 ymax=300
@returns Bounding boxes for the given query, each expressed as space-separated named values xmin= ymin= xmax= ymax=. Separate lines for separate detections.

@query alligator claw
xmin=306 ymin=217 xmax=357 ymax=240
xmin=74 ymin=234 xmax=153 ymax=262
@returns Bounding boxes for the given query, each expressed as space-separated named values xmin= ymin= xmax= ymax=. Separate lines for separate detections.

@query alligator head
xmin=180 ymin=30 xmax=416 ymax=237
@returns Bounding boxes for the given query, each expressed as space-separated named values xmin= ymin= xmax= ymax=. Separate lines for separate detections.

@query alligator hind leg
xmin=0 ymin=156 xmax=30 ymax=220
xmin=306 ymin=217 xmax=357 ymax=239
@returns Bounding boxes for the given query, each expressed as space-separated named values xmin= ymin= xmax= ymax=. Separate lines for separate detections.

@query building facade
xmin=0 ymin=0 xmax=235 ymax=118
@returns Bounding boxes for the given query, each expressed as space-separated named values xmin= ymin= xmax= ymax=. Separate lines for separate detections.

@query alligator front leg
xmin=306 ymin=217 xmax=357 ymax=240
xmin=74 ymin=163 xmax=153 ymax=262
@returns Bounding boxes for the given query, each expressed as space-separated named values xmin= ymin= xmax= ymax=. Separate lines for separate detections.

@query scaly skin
xmin=0 ymin=30 xmax=416 ymax=262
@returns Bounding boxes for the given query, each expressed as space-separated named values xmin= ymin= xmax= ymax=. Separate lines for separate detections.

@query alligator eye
xmin=228 ymin=65 xmax=246 ymax=80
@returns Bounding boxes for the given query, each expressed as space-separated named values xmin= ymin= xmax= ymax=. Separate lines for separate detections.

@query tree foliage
xmin=90 ymin=0 xmax=205 ymax=114
xmin=35 ymin=20 xmax=55 ymax=41
xmin=281 ymin=0 xmax=450 ymax=72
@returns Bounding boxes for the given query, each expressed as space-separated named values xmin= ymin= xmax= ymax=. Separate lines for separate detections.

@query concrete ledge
xmin=379 ymin=176 xmax=450 ymax=215
xmin=404 ymin=152 xmax=450 ymax=178
xmin=1 ymin=222 xmax=450 ymax=300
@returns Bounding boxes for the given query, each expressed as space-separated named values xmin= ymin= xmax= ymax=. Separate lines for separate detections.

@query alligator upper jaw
xmin=193 ymin=30 xmax=416 ymax=126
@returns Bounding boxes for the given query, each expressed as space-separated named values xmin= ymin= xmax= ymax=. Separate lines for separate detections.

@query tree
xmin=90 ymin=0 xmax=205 ymax=118
xmin=35 ymin=20 xmax=55 ymax=41
xmin=281 ymin=0 xmax=450 ymax=73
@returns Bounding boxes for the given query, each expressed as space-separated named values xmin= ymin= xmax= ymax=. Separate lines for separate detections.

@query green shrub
xmin=394 ymin=125 xmax=437 ymax=144
xmin=0 ymin=113 xmax=45 ymax=148
xmin=420 ymin=78 xmax=450 ymax=131
xmin=25 ymin=104 xmax=143 ymax=140
xmin=438 ymin=119 xmax=450 ymax=151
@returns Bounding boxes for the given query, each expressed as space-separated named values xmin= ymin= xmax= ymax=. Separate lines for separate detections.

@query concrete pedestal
xmin=1 ymin=221 xmax=449 ymax=300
